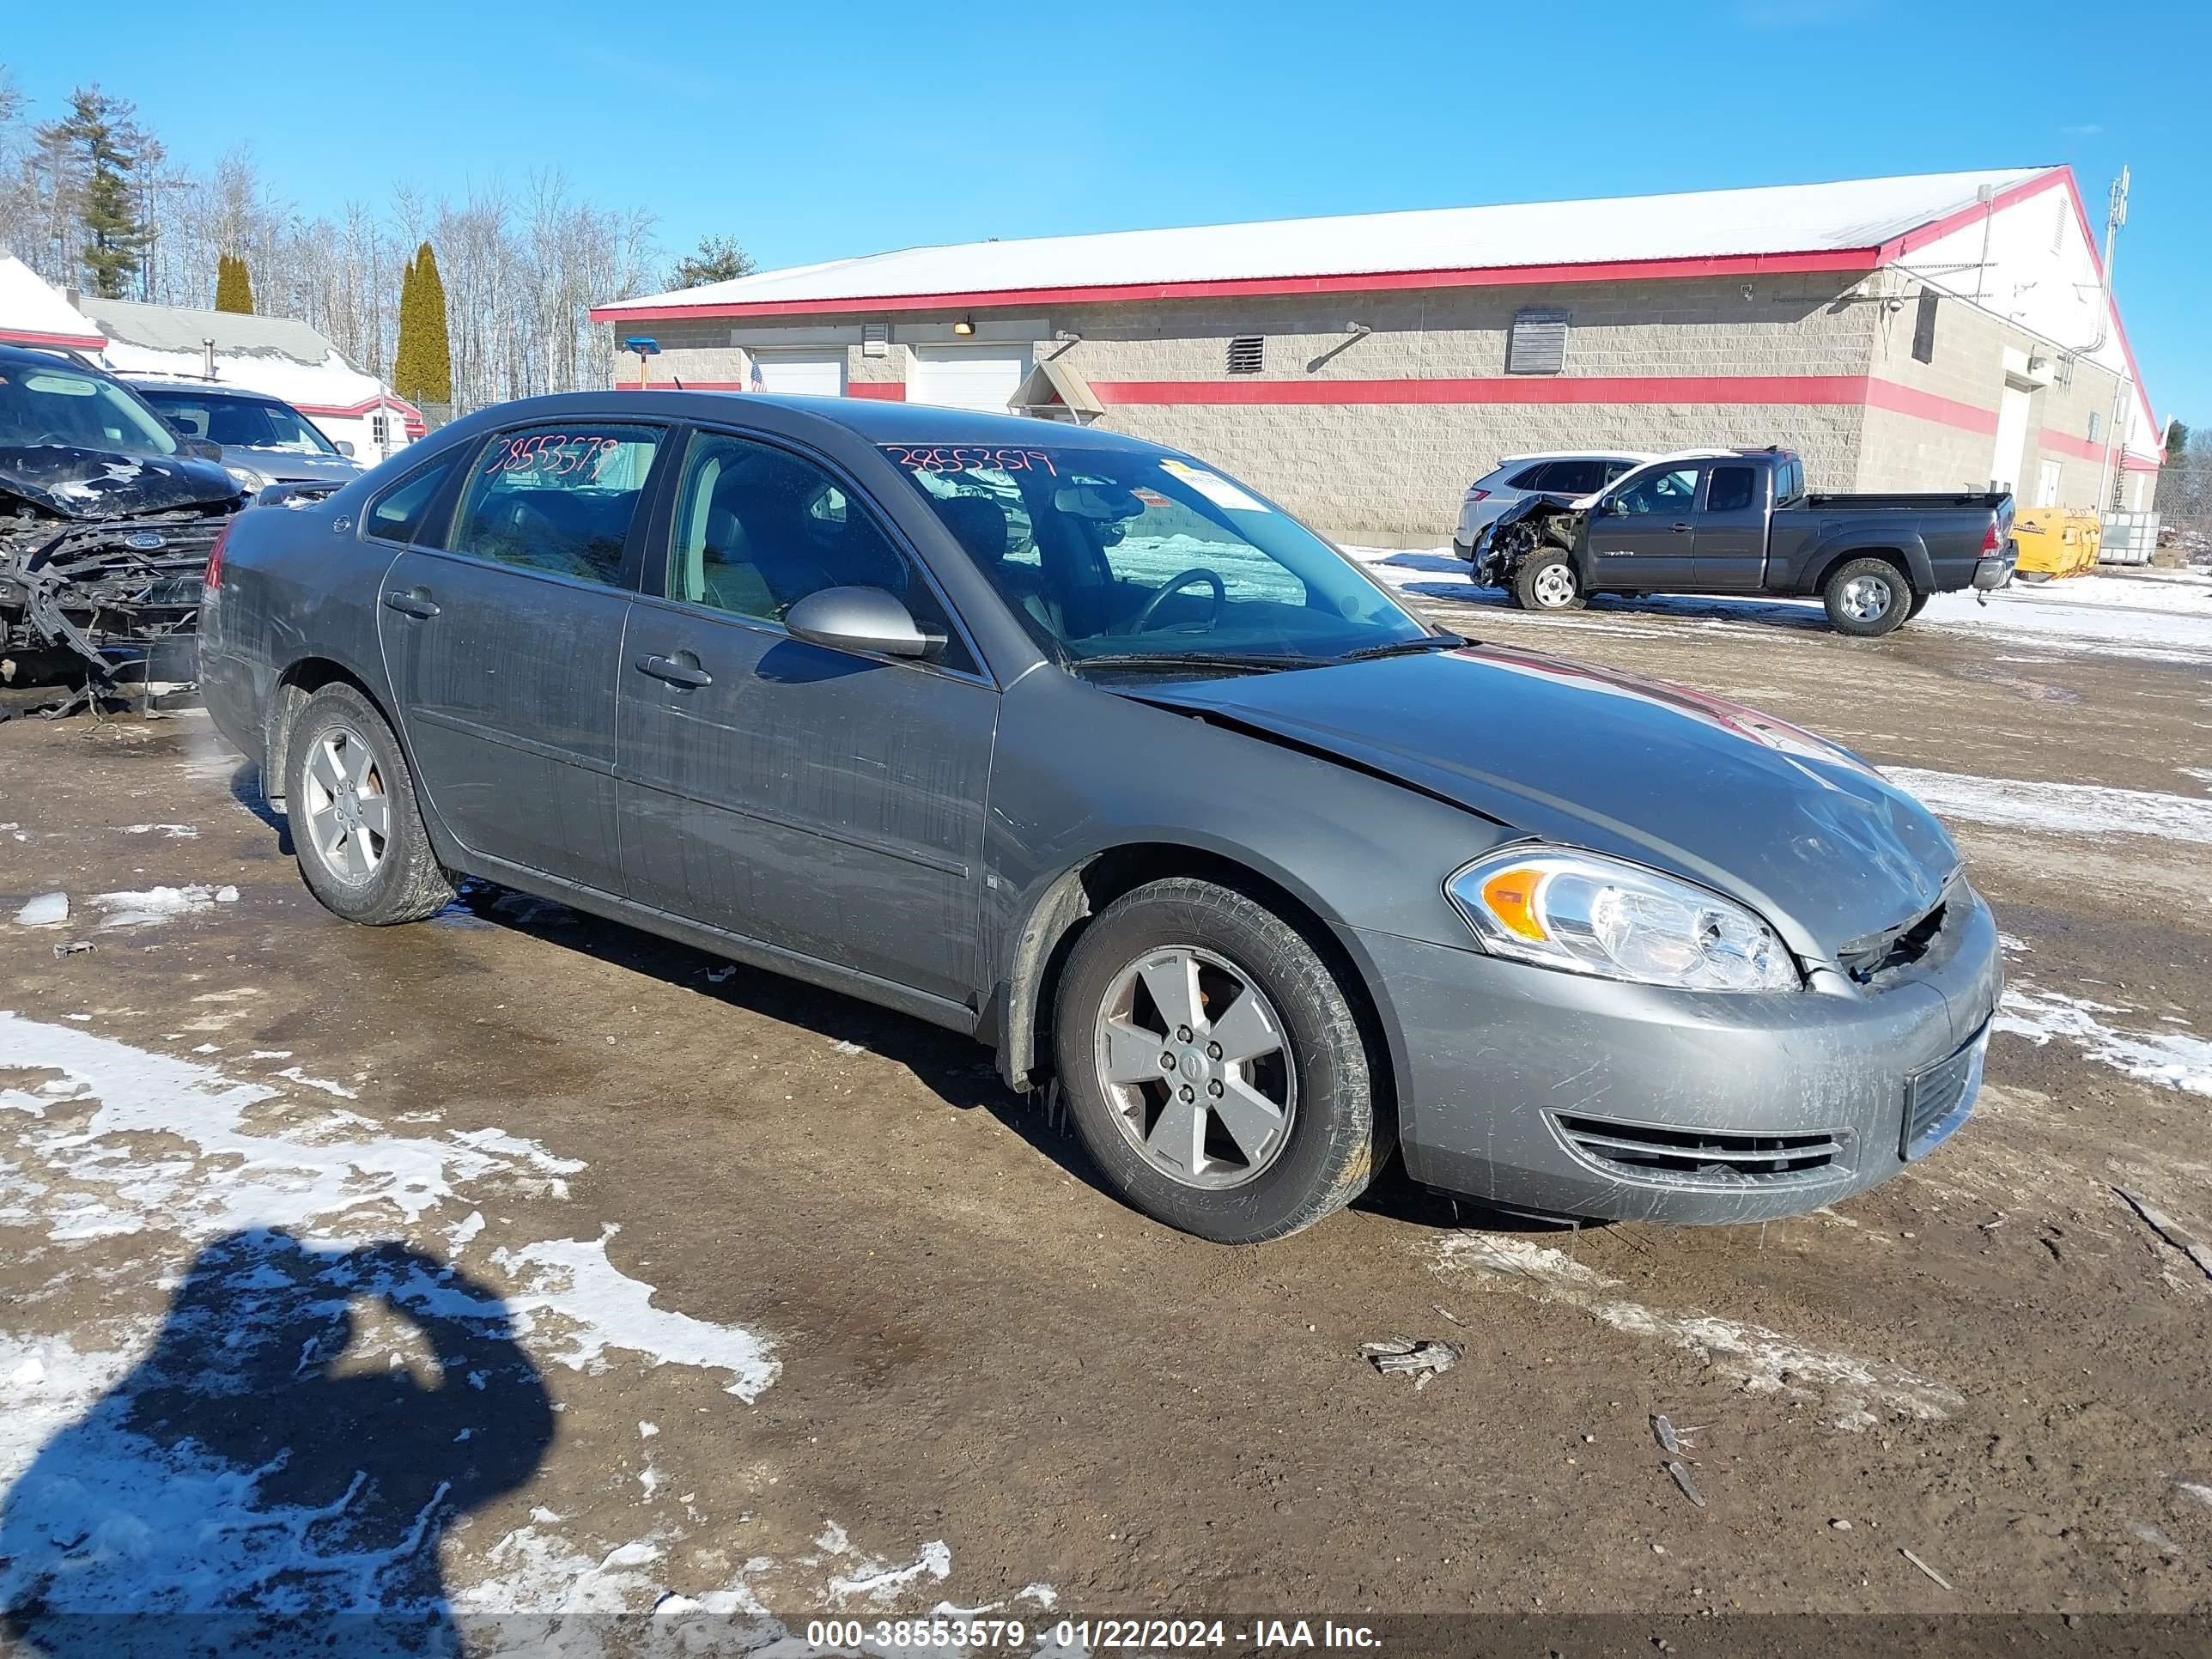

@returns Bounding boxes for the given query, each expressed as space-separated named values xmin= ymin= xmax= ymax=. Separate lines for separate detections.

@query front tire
xmin=1822 ymin=557 xmax=1911 ymax=637
xmin=286 ymin=683 xmax=455 ymax=925
xmin=1513 ymin=550 xmax=1586 ymax=612
xmin=1053 ymin=878 xmax=1387 ymax=1243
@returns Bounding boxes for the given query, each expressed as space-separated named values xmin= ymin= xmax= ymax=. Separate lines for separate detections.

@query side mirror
xmin=784 ymin=586 xmax=944 ymax=661
xmin=336 ymin=439 xmax=356 ymax=459
xmin=180 ymin=436 xmax=224 ymax=464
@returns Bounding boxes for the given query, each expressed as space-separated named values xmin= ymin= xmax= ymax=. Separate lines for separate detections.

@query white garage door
xmin=908 ymin=345 xmax=1027 ymax=414
xmin=752 ymin=351 xmax=844 ymax=397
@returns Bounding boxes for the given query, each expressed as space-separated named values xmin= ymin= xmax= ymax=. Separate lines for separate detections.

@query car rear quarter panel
xmin=201 ymin=497 xmax=400 ymax=788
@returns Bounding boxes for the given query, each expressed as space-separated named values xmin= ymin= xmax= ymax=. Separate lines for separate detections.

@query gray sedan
xmin=198 ymin=392 xmax=2001 ymax=1243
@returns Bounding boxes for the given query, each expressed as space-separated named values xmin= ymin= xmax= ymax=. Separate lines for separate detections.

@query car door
xmin=376 ymin=420 xmax=668 ymax=892
xmin=1585 ymin=463 xmax=1703 ymax=588
xmin=614 ymin=426 xmax=996 ymax=1006
xmin=1689 ymin=462 xmax=1769 ymax=589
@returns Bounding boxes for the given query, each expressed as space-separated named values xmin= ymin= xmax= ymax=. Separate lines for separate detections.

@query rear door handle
xmin=638 ymin=653 xmax=713 ymax=689
xmin=384 ymin=588 xmax=441 ymax=618
xmin=1670 ymin=522 xmax=1692 ymax=533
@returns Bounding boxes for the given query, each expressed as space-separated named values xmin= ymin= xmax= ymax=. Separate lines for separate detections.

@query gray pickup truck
xmin=1466 ymin=447 xmax=2016 ymax=636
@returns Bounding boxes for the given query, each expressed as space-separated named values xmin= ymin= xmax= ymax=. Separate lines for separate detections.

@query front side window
xmin=1613 ymin=466 xmax=1702 ymax=517
xmin=448 ymin=424 xmax=661 ymax=586
xmin=0 ymin=364 xmax=178 ymax=458
xmin=666 ymin=430 xmax=971 ymax=671
xmin=367 ymin=451 xmax=460 ymax=544
xmin=884 ymin=442 xmax=1431 ymax=668
xmin=137 ymin=389 xmax=340 ymax=456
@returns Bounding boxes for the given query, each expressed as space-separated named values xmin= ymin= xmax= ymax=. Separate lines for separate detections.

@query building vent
xmin=861 ymin=322 xmax=890 ymax=358
xmin=2088 ymin=411 xmax=2102 ymax=443
xmin=1507 ymin=309 xmax=1569 ymax=374
xmin=1226 ymin=335 xmax=1264 ymax=374
xmin=1911 ymin=289 xmax=1940 ymax=363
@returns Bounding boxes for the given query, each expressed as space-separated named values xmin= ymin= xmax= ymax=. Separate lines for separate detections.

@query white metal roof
xmin=602 ymin=167 xmax=2050 ymax=313
xmin=78 ymin=296 xmax=416 ymax=421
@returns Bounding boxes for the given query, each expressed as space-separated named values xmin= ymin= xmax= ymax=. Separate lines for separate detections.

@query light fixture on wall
xmin=952 ymin=316 xmax=975 ymax=336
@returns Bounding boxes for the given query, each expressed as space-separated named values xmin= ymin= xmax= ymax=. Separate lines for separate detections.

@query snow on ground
xmin=1345 ymin=544 xmax=2212 ymax=664
xmin=0 ymin=1010 xmax=1054 ymax=1640
xmin=1884 ymin=769 xmax=2212 ymax=846
xmin=1428 ymin=1232 xmax=1961 ymax=1431
xmin=1995 ymin=983 xmax=2212 ymax=1097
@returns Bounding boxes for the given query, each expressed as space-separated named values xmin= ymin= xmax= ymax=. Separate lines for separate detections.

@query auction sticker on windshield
xmin=1160 ymin=459 xmax=1268 ymax=513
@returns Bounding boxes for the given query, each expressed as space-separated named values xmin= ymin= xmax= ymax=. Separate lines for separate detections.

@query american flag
xmin=747 ymin=356 xmax=764 ymax=393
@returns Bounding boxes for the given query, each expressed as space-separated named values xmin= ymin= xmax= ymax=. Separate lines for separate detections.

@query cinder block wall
xmin=607 ymin=268 xmax=2142 ymax=540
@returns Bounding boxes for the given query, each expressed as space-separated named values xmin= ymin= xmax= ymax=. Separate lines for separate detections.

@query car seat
xmin=938 ymin=495 xmax=1062 ymax=637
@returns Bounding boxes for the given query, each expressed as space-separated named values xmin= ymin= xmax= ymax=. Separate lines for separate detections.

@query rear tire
xmin=1053 ymin=878 xmax=1387 ymax=1243
xmin=1513 ymin=550 xmax=1586 ymax=612
xmin=1822 ymin=557 xmax=1911 ymax=637
xmin=286 ymin=683 xmax=455 ymax=926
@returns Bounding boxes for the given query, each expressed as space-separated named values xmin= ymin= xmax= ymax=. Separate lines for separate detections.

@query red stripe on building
xmin=1090 ymin=374 xmax=1876 ymax=408
xmin=587 ymin=249 xmax=1882 ymax=325
xmin=845 ymin=382 xmax=905 ymax=400
xmin=0 ymin=326 xmax=108 ymax=351
xmin=2038 ymin=427 xmax=2106 ymax=463
xmin=1859 ymin=378 xmax=1998 ymax=435
xmin=612 ymin=380 xmax=752 ymax=392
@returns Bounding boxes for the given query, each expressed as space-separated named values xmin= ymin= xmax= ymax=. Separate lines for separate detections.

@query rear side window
xmin=367 ymin=452 xmax=460 ymax=544
xmin=1705 ymin=465 xmax=1757 ymax=514
xmin=1775 ymin=457 xmax=1807 ymax=504
xmin=448 ymin=424 xmax=662 ymax=586
xmin=1545 ymin=459 xmax=1607 ymax=494
xmin=1506 ymin=464 xmax=1552 ymax=490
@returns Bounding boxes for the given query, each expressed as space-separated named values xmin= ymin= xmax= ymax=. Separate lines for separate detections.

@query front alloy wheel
xmin=1094 ymin=945 xmax=1297 ymax=1189
xmin=1054 ymin=877 xmax=1389 ymax=1243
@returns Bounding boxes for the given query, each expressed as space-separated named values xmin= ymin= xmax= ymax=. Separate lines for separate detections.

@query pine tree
xmin=414 ymin=241 xmax=453 ymax=405
xmin=392 ymin=240 xmax=453 ymax=406
xmin=666 ymin=234 xmax=755 ymax=289
xmin=37 ymin=87 xmax=151 ymax=299
xmin=214 ymin=252 xmax=255 ymax=313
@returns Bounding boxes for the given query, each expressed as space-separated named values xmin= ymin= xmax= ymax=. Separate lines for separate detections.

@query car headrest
xmin=937 ymin=495 xmax=1009 ymax=564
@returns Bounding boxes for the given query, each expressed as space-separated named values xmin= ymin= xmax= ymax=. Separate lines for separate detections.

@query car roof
xmin=1494 ymin=449 xmax=1656 ymax=463
xmin=123 ymin=378 xmax=287 ymax=404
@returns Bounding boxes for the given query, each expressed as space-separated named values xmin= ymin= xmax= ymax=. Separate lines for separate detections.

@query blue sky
xmin=6 ymin=0 xmax=2203 ymax=429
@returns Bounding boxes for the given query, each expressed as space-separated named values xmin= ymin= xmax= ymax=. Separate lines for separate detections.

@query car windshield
xmin=137 ymin=388 xmax=341 ymax=456
xmin=0 ymin=362 xmax=179 ymax=459
xmin=883 ymin=442 xmax=1433 ymax=668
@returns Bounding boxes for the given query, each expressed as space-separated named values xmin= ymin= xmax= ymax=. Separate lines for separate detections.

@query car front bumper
xmin=1348 ymin=884 xmax=2002 ymax=1224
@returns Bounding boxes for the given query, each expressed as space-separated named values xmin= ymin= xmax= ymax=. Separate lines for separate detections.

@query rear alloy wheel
xmin=1822 ymin=557 xmax=1912 ymax=638
xmin=286 ymin=683 xmax=454 ymax=925
xmin=1054 ymin=878 xmax=1387 ymax=1243
xmin=1513 ymin=550 xmax=1586 ymax=611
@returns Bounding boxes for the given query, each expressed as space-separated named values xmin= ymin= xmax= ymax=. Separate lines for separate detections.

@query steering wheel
xmin=1127 ymin=567 xmax=1226 ymax=635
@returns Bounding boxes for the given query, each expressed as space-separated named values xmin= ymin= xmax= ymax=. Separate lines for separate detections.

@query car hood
xmin=228 ymin=448 xmax=363 ymax=485
xmin=0 ymin=445 xmax=241 ymax=520
xmin=1130 ymin=645 xmax=1960 ymax=956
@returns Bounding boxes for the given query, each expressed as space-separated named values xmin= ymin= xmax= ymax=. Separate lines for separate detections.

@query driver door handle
xmin=1670 ymin=522 xmax=1692 ymax=533
xmin=384 ymin=588 xmax=440 ymax=618
xmin=638 ymin=653 xmax=712 ymax=689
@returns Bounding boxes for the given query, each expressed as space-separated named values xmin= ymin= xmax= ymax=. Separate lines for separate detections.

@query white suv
xmin=1452 ymin=451 xmax=1656 ymax=558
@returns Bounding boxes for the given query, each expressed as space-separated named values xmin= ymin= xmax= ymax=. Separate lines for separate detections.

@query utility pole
xmin=2092 ymin=167 xmax=2131 ymax=519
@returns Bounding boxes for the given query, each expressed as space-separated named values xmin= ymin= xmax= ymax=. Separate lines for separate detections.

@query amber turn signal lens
xmin=1480 ymin=866 xmax=1547 ymax=940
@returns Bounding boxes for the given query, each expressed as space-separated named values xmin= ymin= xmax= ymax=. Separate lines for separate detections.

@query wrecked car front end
xmin=1468 ymin=490 xmax=1585 ymax=588
xmin=1 ymin=447 xmax=241 ymax=701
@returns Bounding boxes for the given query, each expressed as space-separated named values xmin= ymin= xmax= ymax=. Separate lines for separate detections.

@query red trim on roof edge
xmin=0 ymin=326 xmax=108 ymax=351
xmin=588 ymin=248 xmax=1882 ymax=325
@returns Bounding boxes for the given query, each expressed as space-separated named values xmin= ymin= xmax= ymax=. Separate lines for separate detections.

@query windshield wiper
xmin=1067 ymin=652 xmax=1329 ymax=675
xmin=1333 ymin=632 xmax=1467 ymax=663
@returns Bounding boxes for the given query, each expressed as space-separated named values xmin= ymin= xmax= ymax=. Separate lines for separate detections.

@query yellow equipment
xmin=2011 ymin=509 xmax=2101 ymax=582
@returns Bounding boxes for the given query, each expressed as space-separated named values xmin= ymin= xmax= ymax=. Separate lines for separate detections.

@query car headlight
xmin=1447 ymin=847 xmax=1800 ymax=992
xmin=225 ymin=464 xmax=271 ymax=494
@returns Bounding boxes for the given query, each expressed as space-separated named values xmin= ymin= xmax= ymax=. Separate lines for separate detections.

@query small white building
xmin=76 ymin=296 xmax=425 ymax=462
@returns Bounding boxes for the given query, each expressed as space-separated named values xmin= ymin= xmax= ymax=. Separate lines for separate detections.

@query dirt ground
xmin=3 ymin=572 xmax=2209 ymax=1653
